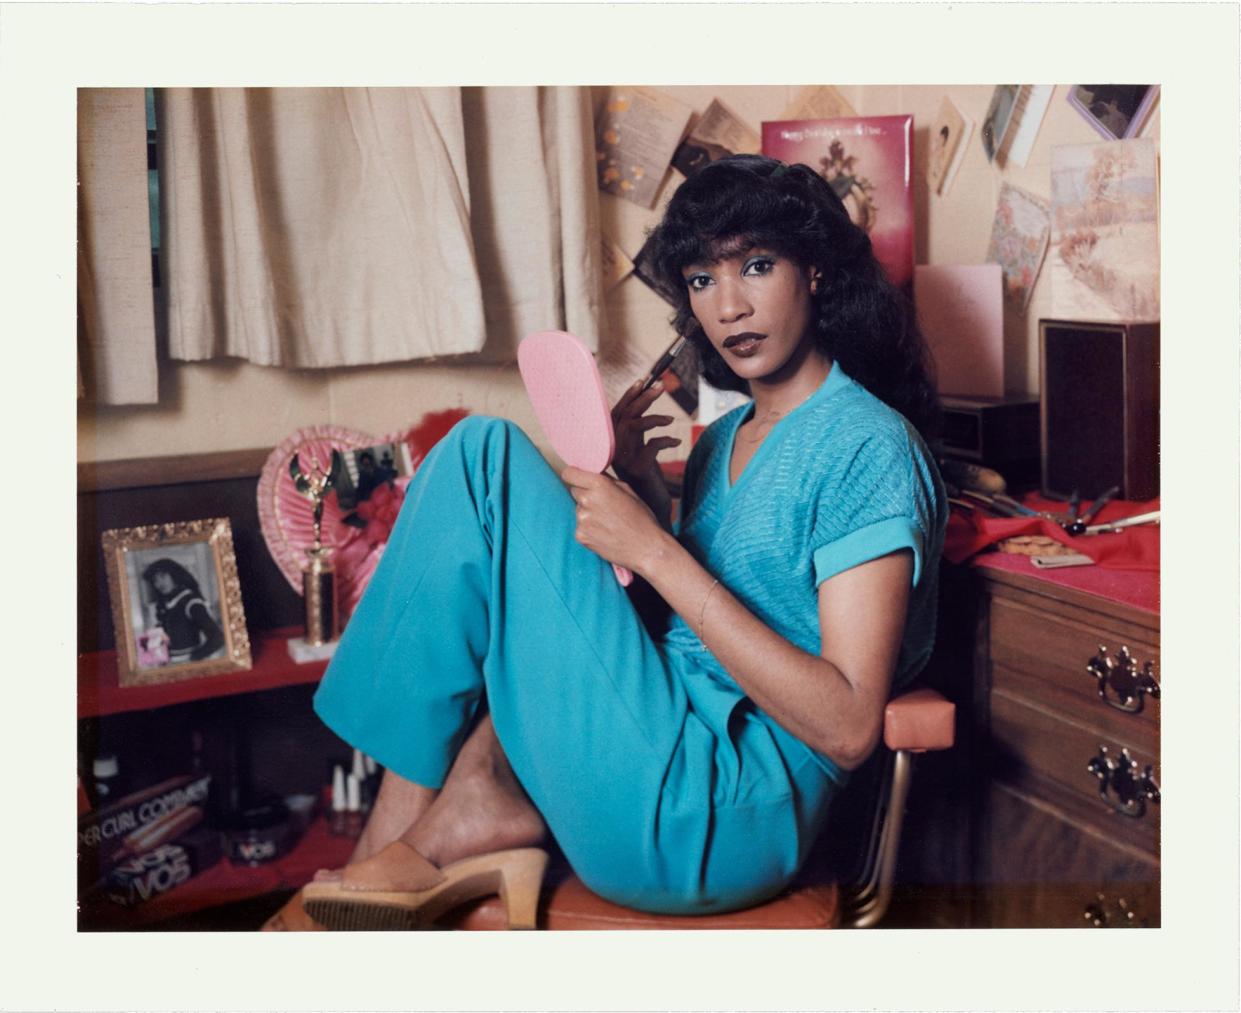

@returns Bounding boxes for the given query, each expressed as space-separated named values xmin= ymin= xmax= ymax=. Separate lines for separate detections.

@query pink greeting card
xmin=762 ymin=115 xmax=914 ymax=288
xmin=913 ymin=264 xmax=1004 ymax=397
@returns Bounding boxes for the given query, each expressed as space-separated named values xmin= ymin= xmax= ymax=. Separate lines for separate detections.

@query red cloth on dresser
xmin=943 ymin=495 xmax=1160 ymax=572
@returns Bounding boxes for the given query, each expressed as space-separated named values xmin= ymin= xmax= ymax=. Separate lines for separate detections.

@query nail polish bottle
xmin=351 ymin=749 xmax=370 ymax=812
xmin=345 ymin=773 xmax=363 ymax=838
xmin=329 ymin=764 xmax=347 ymax=836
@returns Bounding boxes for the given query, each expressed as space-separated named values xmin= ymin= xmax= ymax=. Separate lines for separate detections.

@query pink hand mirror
xmin=518 ymin=329 xmax=633 ymax=586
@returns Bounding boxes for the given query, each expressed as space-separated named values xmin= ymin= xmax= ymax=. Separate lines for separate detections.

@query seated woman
xmin=267 ymin=154 xmax=945 ymax=930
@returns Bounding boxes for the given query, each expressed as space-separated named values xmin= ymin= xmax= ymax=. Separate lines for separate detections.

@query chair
xmin=441 ymin=687 xmax=955 ymax=930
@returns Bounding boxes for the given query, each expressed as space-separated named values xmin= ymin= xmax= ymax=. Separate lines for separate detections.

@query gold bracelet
xmin=697 ymin=578 xmax=720 ymax=651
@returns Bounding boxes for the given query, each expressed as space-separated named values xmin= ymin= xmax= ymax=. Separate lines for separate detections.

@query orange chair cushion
xmin=442 ymin=864 xmax=841 ymax=930
xmin=883 ymin=687 xmax=955 ymax=752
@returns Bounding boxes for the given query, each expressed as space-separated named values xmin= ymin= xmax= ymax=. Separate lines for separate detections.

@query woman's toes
xmin=313 ymin=867 xmax=344 ymax=883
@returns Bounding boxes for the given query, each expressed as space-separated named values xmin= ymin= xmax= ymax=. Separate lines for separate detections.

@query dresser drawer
xmin=989 ymin=594 xmax=1160 ymax=735
xmin=989 ymin=684 xmax=1160 ymax=856
xmin=980 ymin=781 xmax=1160 ymax=928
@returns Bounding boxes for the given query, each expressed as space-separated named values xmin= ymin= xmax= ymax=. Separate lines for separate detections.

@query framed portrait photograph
xmin=1067 ymin=85 xmax=1160 ymax=141
xmin=102 ymin=517 xmax=252 ymax=687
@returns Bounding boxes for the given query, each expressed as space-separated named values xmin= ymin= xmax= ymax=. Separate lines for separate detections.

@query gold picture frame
xmin=102 ymin=518 xmax=252 ymax=687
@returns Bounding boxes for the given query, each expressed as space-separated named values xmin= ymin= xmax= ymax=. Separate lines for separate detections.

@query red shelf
xmin=78 ymin=627 xmax=330 ymax=718
xmin=79 ymin=815 xmax=356 ymax=930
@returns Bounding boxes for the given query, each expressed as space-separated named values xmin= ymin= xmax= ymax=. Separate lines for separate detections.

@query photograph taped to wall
xmin=980 ymin=85 xmax=1020 ymax=162
xmin=1068 ymin=85 xmax=1160 ymax=141
xmin=103 ymin=518 xmax=251 ymax=687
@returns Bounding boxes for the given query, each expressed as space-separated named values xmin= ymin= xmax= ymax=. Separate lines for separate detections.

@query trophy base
xmin=287 ymin=637 xmax=340 ymax=665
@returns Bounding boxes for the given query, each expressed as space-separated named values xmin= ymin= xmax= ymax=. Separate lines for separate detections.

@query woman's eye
xmin=685 ymin=273 xmax=712 ymax=293
xmin=742 ymin=256 xmax=776 ymax=277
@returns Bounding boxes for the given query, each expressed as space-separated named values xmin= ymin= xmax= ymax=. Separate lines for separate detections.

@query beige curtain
xmin=78 ymin=89 xmax=159 ymax=404
xmin=160 ymin=87 xmax=602 ymax=368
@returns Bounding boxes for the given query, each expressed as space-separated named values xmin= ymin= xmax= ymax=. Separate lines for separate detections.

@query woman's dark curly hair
xmin=142 ymin=558 xmax=203 ymax=601
xmin=644 ymin=154 xmax=940 ymax=439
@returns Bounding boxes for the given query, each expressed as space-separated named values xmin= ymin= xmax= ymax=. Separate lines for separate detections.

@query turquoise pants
xmin=313 ymin=417 xmax=836 ymax=914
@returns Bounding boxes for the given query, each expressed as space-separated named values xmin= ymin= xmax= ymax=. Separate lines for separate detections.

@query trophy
xmin=290 ymin=449 xmax=343 ymax=646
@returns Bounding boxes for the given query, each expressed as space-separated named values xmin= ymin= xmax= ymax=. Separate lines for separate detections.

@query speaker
xmin=1039 ymin=319 xmax=1159 ymax=501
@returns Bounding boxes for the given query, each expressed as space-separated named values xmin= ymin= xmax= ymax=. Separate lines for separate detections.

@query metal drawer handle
xmin=1086 ymin=645 xmax=1160 ymax=714
xmin=1087 ymin=745 xmax=1160 ymax=818
xmin=1084 ymin=892 xmax=1145 ymax=928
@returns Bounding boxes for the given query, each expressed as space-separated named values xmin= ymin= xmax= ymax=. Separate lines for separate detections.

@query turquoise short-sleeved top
xmin=659 ymin=364 xmax=947 ymax=778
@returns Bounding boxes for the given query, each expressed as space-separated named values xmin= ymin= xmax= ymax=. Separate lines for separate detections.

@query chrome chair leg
xmin=845 ymin=749 xmax=914 ymax=928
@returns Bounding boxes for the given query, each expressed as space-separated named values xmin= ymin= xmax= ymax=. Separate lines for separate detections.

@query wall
xmin=76 ymin=84 xmax=1159 ymax=466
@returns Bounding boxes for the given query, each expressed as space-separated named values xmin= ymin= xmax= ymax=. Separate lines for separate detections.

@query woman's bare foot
xmin=350 ymin=770 xmax=439 ymax=865
xmin=310 ymin=768 xmax=438 ymax=884
xmin=314 ymin=715 xmax=546 ymax=886
xmin=404 ymin=718 xmax=547 ymax=868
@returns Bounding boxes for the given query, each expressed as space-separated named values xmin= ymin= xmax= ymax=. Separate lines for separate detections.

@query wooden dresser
xmin=970 ymin=561 xmax=1160 ymax=928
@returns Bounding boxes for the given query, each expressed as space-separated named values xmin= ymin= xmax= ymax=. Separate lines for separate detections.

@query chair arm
xmin=883 ymin=687 xmax=955 ymax=753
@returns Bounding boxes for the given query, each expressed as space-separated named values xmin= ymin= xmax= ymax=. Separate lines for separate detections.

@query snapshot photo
xmin=1068 ymin=84 xmax=1159 ymax=141
xmin=333 ymin=441 xmax=413 ymax=511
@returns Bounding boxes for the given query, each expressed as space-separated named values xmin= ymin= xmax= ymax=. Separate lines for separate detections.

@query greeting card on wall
xmin=672 ymin=98 xmax=761 ymax=177
xmin=927 ymin=97 xmax=971 ymax=196
xmin=762 ymin=116 xmax=914 ymax=288
xmin=779 ymin=85 xmax=857 ymax=121
xmin=986 ymin=182 xmax=1051 ymax=314
xmin=1049 ymin=139 xmax=1159 ymax=322
xmin=600 ymin=233 xmax=634 ymax=291
xmin=595 ymin=87 xmax=693 ymax=209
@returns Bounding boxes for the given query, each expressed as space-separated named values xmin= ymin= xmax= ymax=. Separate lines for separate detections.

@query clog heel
xmin=302 ymin=841 xmax=548 ymax=931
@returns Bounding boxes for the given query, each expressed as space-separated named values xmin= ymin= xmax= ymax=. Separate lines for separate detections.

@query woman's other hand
xmin=562 ymin=467 xmax=671 ymax=578
xmin=610 ymin=380 xmax=681 ymax=484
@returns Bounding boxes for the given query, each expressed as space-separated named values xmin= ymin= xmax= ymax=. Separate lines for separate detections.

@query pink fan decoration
xmin=257 ymin=410 xmax=469 ymax=622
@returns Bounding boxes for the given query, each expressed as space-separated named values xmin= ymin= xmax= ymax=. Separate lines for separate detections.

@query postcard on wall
xmin=595 ymin=86 xmax=693 ymax=209
xmin=1003 ymin=85 xmax=1054 ymax=169
xmin=672 ymin=98 xmax=760 ymax=177
xmin=913 ymin=264 xmax=1004 ymax=398
xmin=631 ymin=235 xmax=682 ymax=307
xmin=986 ymin=182 xmax=1051 ymax=315
xmin=762 ymin=115 xmax=914 ymax=289
xmin=779 ymin=85 xmax=857 ymax=122
xmin=600 ymin=233 xmax=634 ymax=291
xmin=1049 ymin=139 xmax=1159 ymax=322
xmin=927 ymin=96 xmax=971 ymax=196
xmin=980 ymin=85 xmax=1020 ymax=163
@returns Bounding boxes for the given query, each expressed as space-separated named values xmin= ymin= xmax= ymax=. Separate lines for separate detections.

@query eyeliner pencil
xmin=638 ymin=336 xmax=687 ymax=393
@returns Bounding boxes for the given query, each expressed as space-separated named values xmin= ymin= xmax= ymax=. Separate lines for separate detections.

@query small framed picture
xmin=1067 ymin=85 xmax=1160 ymax=141
xmin=102 ymin=518 xmax=252 ymax=687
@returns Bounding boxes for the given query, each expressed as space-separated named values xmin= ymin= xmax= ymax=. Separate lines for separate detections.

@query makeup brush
xmin=638 ymin=336 xmax=687 ymax=393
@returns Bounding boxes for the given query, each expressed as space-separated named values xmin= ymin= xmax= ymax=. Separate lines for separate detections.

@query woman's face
xmin=151 ymin=571 xmax=175 ymax=595
xmin=682 ymin=247 xmax=820 ymax=384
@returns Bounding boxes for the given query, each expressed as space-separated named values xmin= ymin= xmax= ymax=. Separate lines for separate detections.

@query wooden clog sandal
xmin=261 ymin=889 xmax=326 ymax=931
xmin=301 ymin=841 xmax=549 ymax=931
